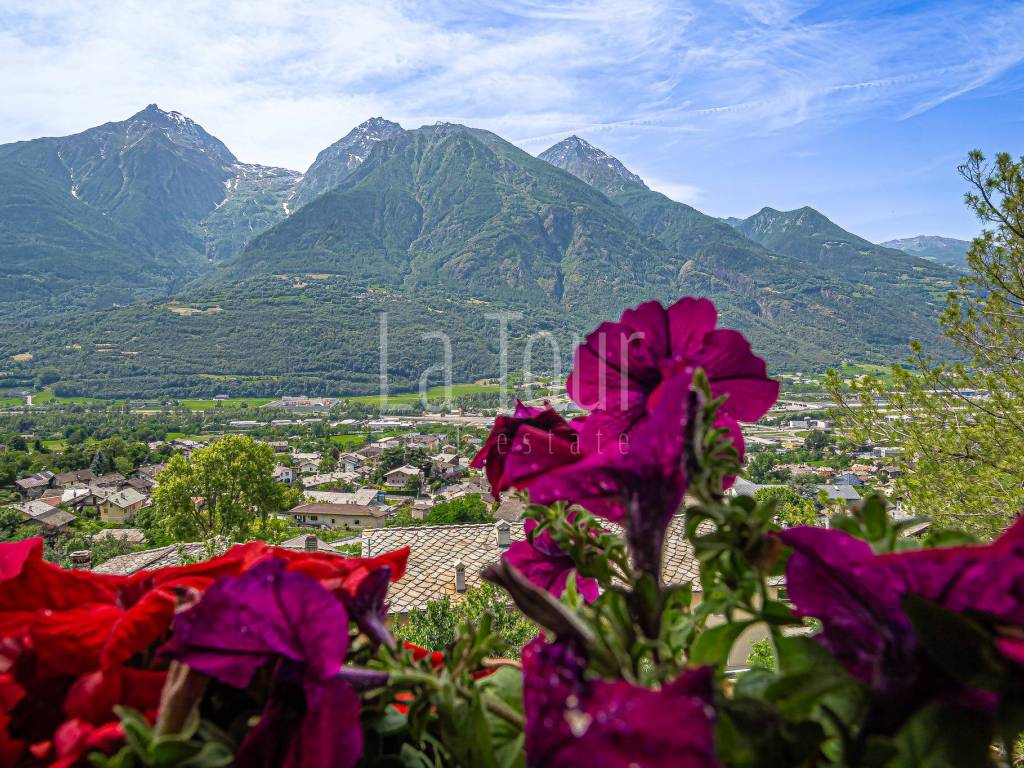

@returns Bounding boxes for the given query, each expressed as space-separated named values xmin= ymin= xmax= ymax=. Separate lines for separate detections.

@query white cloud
xmin=642 ymin=177 xmax=703 ymax=206
xmin=0 ymin=0 xmax=1022 ymax=175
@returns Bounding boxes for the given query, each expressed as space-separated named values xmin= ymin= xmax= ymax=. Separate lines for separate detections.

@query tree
xmin=753 ymin=486 xmax=818 ymax=528
xmin=828 ymin=151 xmax=1024 ymax=537
xmin=744 ymin=451 xmax=789 ymax=484
xmin=425 ymin=495 xmax=491 ymax=525
xmin=319 ymin=454 xmax=338 ymax=473
xmin=785 ymin=472 xmax=820 ymax=500
xmin=90 ymin=449 xmax=107 ymax=476
xmin=371 ymin=446 xmax=430 ymax=484
xmin=803 ymin=429 xmax=832 ymax=453
xmin=114 ymin=456 xmax=134 ymax=477
xmin=147 ymin=435 xmax=285 ymax=544
xmin=0 ymin=508 xmax=28 ymax=541
xmin=392 ymin=584 xmax=536 ymax=657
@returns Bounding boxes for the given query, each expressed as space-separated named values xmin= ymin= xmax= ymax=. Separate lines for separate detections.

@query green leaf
xmin=861 ymin=496 xmax=888 ymax=540
xmin=399 ymin=744 xmax=436 ymax=768
xmin=922 ymin=528 xmax=979 ymax=548
xmin=149 ymin=738 xmax=201 ymax=767
xmin=886 ymin=702 xmax=994 ymax=767
xmin=776 ymin=635 xmax=839 ymax=675
xmin=478 ymin=667 xmax=526 ymax=768
xmin=690 ymin=620 xmax=752 ymax=667
xmin=178 ymin=742 xmax=234 ymax=768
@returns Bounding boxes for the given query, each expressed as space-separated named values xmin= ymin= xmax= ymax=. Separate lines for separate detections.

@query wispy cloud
xmin=0 ymin=0 xmax=1022 ymax=175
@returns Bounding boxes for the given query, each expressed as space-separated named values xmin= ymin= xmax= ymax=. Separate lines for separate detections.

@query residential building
xmin=817 ymin=484 xmax=862 ymax=503
xmin=383 ymin=465 xmax=423 ymax=488
xmin=92 ymin=542 xmax=225 ymax=575
xmin=289 ymin=502 xmax=387 ymax=530
xmin=338 ymin=453 xmax=368 ymax=474
xmin=306 ymin=488 xmax=386 ymax=506
xmin=833 ymin=473 xmax=865 ymax=487
xmin=92 ymin=528 xmax=147 ymax=545
xmin=277 ymin=533 xmax=342 ymax=554
xmin=8 ymin=500 xmax=77 ymax=531
xmin=272 ymin=465 xmax=296 ymax=483
xmin=32 ymin=507 xmax=77 ymax=531
xmin=301 ymin=470 xmax=357 ymax=489
xmin=53 ymin=469 xmax=96 ymax=488
xmin=98 ymin=487 xmax=149 ymax=523
xmin=14 ymin=471 xmax=54 ymax=499
xmin=92 ymin=472 xmax=127 ymax=488
xmin=134 ymin=464 xmax=167 ymax=481
xmin=295 ymin=458 xmax=321 ymax=474
xmin=360 ymin=516 xmax=702 ymax=616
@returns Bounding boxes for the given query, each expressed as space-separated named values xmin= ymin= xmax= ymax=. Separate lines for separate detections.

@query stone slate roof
xmin=817 ymin=483 xmax=862 ymax=501
xmin=361 ymin=515 xmax=702 ymax=615
xmin=290 ymin=502 xmax=386 ymax=519
xmin=92 ymin=528 xmax=147 ymax=544
xmin=277 ymin=534 xmax=340 ymax=553
xmin=93 ymin=542 xmax=221 ymax=575
xmin=34 ymin=507 xmax=77 ymax=528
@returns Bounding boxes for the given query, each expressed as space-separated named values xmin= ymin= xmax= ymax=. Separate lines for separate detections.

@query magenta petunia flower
xmin=521 ymin=637 xmax=717 ymax=767
xmin=161 ymin=559 xmax=363 ymax=768
xmin=779 ymin=518 xmax=1024 ymax=720
xmin=504 ymin=518 xmax=600 ymax=603
xmin=566 ymin=297 xmax=777 ymax=453
xmin=470 ymin=402 xmax=579 ymax=500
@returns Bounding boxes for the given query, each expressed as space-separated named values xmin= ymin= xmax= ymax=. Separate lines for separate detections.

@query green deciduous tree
xmin=744 ymin=451 xmax=790 ymax=484
xmin=392 ymin=583 xmax=536 ymax=657
xmin=753 ymin=486 xmax=818 ymax=528
xmin=828 ymin=150 xmax=1024 ymax=537
xmin=146 ymin=435 xmax=285 ymax=544
xmin=370 ymin=446 xmax=430 ymax=484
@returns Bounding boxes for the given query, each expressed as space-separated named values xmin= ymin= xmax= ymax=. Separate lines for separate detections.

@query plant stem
xmin=478 ymin=691 xmax=526 ymax=729
xmin=388 ymin=669 xmax=526 ymax=730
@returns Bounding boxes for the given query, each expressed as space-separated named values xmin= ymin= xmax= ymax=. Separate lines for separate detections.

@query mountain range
xmin=0 ymin=106 xmax=956 ymax=398
xmin=880 ymin=235 xmax=971 ymax=269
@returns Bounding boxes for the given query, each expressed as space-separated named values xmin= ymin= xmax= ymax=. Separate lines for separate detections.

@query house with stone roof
xmin=91 ymin=541 xmax=223 ymax=574
xmin=14 ymin=471 xmax=54 ymax=499
xmin=97 ymin=486 xmax=149 ymax=523
xmin=92 ymin=536 xmax=339 ymax=576
xmin=360 ymin=516 xmax=703 ymax=616
xmin=383 ymin=465 xmax=423 ymax=488
xmin=8 ymin=499 xmax=77 ymax=531
xmin=290 ymin=502 xmax=387 ymax=530
xmin=53 ymin=469 xmax=97 ymax=488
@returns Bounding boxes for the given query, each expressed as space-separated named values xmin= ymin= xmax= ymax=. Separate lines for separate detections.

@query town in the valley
xmin=0 ymin=368 xmax=925 ymax=635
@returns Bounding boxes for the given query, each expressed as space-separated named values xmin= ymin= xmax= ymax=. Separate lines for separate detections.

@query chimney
xmin=495 ymin=520 xmax=511 ymax=549
xmin=454 ymin=560 xmax=466 ymax=593
xmin=69 ymin=550 xmax=92 ymax=570
xmin=304 ymin=534 xmax=318 ymax=552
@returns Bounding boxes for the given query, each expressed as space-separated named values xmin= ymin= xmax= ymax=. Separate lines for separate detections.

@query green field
xmin=329 ymin=434 xmax=370 ymax=449
xmin=0 ymin=396 xmax=24 ymax=407
xmin=346 ymin=382 xmax=499 ymax=406
xmin=179 ymin=397 xmax=276 ymax=410
xmin=32 ymin=389 xmax=119 ymax=406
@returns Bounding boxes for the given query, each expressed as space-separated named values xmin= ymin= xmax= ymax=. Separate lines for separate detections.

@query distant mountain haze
xmin=0 ymin=107 xmax=955 ymax=398
xmin=880 ymin=235 xmax=972 ymax=269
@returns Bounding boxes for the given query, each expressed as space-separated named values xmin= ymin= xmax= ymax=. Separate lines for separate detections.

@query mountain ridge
xmin=0 ymin=109 xmax=957 ymax=397
xmin=880 ymin=234 xmax=971 ymax=269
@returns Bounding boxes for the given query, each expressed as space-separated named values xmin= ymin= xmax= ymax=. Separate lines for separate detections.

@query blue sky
xmin=2 ymin=0 xmax=1024 ymax=241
